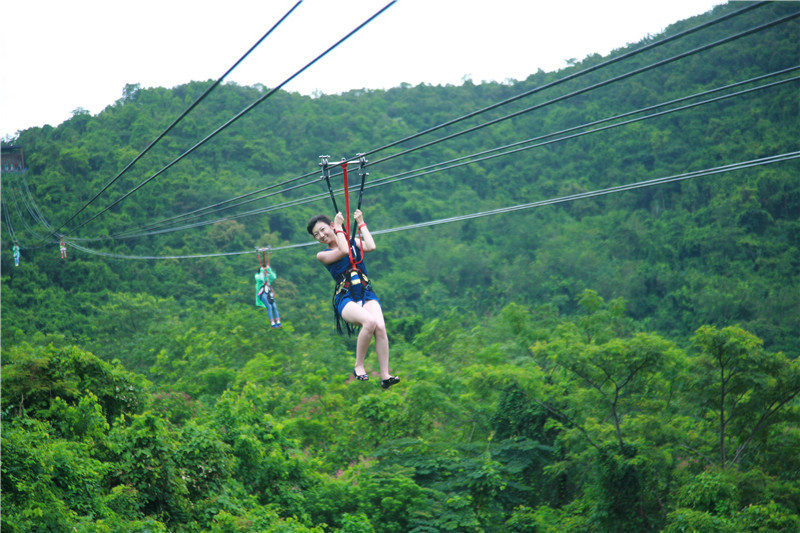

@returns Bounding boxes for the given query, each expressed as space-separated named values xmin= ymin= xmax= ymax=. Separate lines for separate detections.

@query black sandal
xmin=353 ymin=369 xmax=369 ymax=381
xmin=380 ymin=376 xmax=400 ymax=389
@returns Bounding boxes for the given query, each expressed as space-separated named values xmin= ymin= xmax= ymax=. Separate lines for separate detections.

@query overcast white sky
xmin=1 ymin=0 xmax=725 ymax=140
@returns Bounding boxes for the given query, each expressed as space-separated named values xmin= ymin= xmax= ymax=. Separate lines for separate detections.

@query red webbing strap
xmin=342 ymin=161 xmax=351 ymax=238
xmin=257 ymin=249 xmax=272 ymax=292
xmin=257 ymin=249 xmax=271 ymax=272
xmin=341 ymin=161 xmax=360 ymax=272
xmin=351 ymin=159 xmax=368 ymax=268
xmin=353 ymin=225 xmax=365 ymax=268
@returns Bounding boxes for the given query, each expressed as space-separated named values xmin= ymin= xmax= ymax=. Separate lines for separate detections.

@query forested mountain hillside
xmin=2 ymin=2 xmax=799 ymax=532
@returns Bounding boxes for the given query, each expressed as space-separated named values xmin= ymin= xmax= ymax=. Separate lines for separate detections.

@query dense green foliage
xmin=2 ymin=2 xmax=799 ymax=531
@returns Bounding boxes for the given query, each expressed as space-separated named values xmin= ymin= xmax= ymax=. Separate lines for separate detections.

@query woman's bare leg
xmin=341 ymin=300 xmax=391 ymax=379
xmin=364 ymin=300 xmax=390 ymax=379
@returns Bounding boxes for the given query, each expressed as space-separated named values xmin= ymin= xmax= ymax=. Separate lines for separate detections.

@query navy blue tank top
xmin=323 ymin=244 xmax=369 ymax=282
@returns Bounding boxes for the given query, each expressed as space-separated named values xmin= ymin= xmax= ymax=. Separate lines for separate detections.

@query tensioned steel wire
xmin=362 ymin=74 xmax=800 ymax=192
xmin=13 ymin=66 xmax=799 ymax=248
xmin=3 ymin=174 xmax=91 ymax=251
xmin=337 ymin=69 xmax=800 ymax=190
xmin=58 ymin=152 xmax=800 ymax=260
xmin=81 ymin=8 xmax=800 ymax=241
xmin=13 ymin=4 xmax=797 ymax=256
xmin=50 ymin=0 xmax=305 ymax=237
xmin=2 ymin=187 xmax=49 ymax=249
xmin=9 ymin=179 xmax=112 ymax=252
xmin=8 ymin=185 xmax=46 ymax=236
xmin=59 ymin=1 xmax=397 ymax=238
xmin=50 ymin=1 xmax=772 ymax=241
xmin=21 ymin=174 xmax=52 ymax=230
xmin=3 ymin=189 xmax=26 ymax=239
xmin=361 ymin=8 xmax=800 ymax=171
xmin=2 ymin=195 xmax=18 ymax=243
xmin=93 ymin=69 xmax=800 ymax=241
xmin=355 ymin=1 xmax=770 ymax=162
xmin=374 ymin=153 xmax=800 ymax=235
xmin=8 ymin=182 xmax=58 ymax=248
xmin=10 ymin=176 xmax=56 ymax=242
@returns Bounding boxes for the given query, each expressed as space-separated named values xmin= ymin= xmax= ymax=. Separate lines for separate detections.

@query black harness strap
xmin=351 ymin=154 xmax=369 ymax=238
xmin=319 ymin=154 xmax=368 ymax=226
xmin=256 ymin=246 xmax=272 ymax=294
xmin=332 ymin=266 xmax=373 ymax=336
xmin=318 ymin=154 xmax=373 ymax=336
xmin=319 ymin=155 xmax=338 ymax=214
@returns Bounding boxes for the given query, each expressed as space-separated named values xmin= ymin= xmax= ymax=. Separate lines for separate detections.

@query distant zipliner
xmin=308 ymin=156 xmax=399 ymax=390
xmin=12 ymin=241 xmax=20 ymax=266
xmin=255 ymin=248 xmax=281 ymax=328
xmin=59 ymin=238 xmax=67 ymax=259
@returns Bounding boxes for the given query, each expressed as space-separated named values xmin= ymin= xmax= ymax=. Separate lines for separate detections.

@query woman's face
xmin=311 ymin=221 xmax=335 ymax=245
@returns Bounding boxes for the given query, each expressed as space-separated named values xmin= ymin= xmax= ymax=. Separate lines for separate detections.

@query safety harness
xmin=256 ymin=247 xmax=274 ymax=302
xmin=319 ymin=155 xmax=372 ymax=335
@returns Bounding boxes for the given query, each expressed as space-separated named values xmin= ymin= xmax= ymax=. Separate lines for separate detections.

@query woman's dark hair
xmin=307 ymin=214 xmax=332 ymax=235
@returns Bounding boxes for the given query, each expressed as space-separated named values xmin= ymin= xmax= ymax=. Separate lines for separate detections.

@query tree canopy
xmin=2 ymin=2 xmax=799 ymax=531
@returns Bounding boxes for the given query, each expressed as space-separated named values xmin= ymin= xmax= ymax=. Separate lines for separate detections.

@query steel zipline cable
xmin=46 ymin=1 xmax=770 ymax=241
xmin=8 ymin=184 xmax=47 ymax=237
xmin=362 ymin=8 xmax=800 ymax=172
xmin=50 ymin=0 xmax=305 ymax=237
xmin=11 ymin=4 xmax=796 ymax=255
xmin=59 ymin=1 xmax=397 ymax=238
xmin=81 ymin=9 xmax=800 ymax=241
xmin=90 ymin=69 xmax=799 ymax=241
xmin=52 ymin=72 xmax=800 ymax=242
xmin=56 ymin=152 xmax=800 ymax=260
xmin=3 ymin=190 xmax=27 ymax=240
xmin=374 ymin=152 xmax=800 ymax=236
xmin=364 ymin=74 xmax=800 ymax=192
xmin=11 ymin=66 xmax=798 ymax=248
xmin=20 ymin=175 xmax=52 ymax=230
xmin=355 ymin=1 xmax=771 ymax=163
xmin=1 ymin=187 xmax=50 ymax=249
xmin=2 ymin=195 xmax=18 ymax=243
xmin=113 ymin=2 xmax=778 ymax=236
xmin=8 ymin=182 xmax=58 ymax=248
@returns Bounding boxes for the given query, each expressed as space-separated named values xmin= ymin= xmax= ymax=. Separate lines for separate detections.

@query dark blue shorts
xmin=334 ymin=289 xmax=380 ymax=316
xmin=333 ymin=271 xmax=379 ymax=316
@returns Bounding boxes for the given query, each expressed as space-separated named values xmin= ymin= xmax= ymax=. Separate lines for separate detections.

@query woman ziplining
xmin=307 ymin=156 xmax=399 ymax=389
xmin=255 ymin=248 xmax=282 ymax=328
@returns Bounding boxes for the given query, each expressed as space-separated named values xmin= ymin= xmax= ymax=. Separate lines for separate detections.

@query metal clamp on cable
xmin=319 ymin=155 xmax=339 ymax=213
xmin=355 ymin=153 xmax=369 ymax=213
xmin=318 ymin=155 xmax=330 ymax=174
